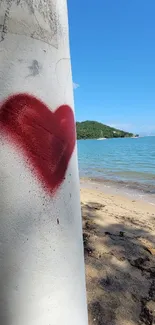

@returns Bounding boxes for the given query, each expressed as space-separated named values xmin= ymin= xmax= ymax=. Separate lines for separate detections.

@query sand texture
xmin=81 ymin=185 xmax=155 ymax=325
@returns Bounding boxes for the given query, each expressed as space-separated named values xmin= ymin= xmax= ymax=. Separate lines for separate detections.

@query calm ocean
xmin=77 ymin=136 xmax=155 ymax=195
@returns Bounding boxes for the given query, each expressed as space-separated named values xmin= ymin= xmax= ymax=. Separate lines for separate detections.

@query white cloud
xmin=108 ymin=123 xmax=132 ymax=131
xmin=73 ymin=82 xmax=80 ymax=90
xmin=104 ymin=122 xmax=155 ymax=135
xmin=138 ymin=124 xmax=155 ymax=136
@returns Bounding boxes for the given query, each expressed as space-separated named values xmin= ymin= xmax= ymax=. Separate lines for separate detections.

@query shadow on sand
xmin=82 ymin=201 xmax=155 ymax=325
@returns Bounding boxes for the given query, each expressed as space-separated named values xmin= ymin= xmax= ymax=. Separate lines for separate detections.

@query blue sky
xmin=68 ymin=0 xmax=155 ymax=135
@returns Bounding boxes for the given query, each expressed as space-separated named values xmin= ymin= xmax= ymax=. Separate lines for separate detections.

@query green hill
xmin=76 ymin=120 xmax=134 ymax=140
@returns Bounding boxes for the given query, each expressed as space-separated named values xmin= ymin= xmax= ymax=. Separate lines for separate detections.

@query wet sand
xmin=81 ymin=181 xmax=155 ymax=325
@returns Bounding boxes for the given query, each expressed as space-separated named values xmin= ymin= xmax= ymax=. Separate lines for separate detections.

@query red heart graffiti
xmin=0 ymin=93 xmax=76 ymax=195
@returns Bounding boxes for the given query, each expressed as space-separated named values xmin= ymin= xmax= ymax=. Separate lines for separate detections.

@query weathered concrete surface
xmin=0 ymin=1 xmax=88 ymax=324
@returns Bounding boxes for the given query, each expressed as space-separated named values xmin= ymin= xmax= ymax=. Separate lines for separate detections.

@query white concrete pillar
xmin=0 ymin=1 xmax=88 ymax=324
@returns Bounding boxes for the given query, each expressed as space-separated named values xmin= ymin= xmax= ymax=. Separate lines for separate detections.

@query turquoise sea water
xmin=77 ymin=136 xmax=155 ymax=194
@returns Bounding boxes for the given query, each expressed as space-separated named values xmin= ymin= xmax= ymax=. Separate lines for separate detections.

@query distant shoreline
xmin=77 ymin=137 xmax=139 ymax=140
xmin=76 ymin=120 xmax=135 ymax=140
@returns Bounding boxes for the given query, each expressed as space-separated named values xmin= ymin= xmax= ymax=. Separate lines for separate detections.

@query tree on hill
xmin=76 ymin=121 xmax=134 ymax=140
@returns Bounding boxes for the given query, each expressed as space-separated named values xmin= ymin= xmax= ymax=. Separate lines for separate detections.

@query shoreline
xmin=80 ymin=177 xmax=155 ymax=206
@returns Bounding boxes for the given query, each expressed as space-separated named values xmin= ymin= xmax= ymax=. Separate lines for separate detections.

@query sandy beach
xmin=81 ymin=180 xmax=155 ymax=325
